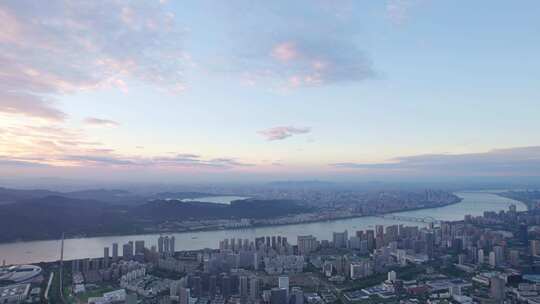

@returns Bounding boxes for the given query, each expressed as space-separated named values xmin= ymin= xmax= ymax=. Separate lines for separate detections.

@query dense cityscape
xmin=1 ymin=1 xmax=539 ymax=304
xmin=2 ymin=194 xmax=540 ymax=304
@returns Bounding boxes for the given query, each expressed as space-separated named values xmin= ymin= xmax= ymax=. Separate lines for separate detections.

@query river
xmin=0 ymin=191 xmax=526 ymax=265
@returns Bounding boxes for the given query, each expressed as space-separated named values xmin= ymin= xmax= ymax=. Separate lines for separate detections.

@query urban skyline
xmin=3 ymin=2 xmax=540 ymax=304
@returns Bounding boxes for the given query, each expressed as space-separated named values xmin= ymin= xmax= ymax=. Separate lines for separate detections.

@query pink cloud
xmin=271 ymin=42 xmax=299 ymax=61
xmin=258 ymin=126 xmax=311 ymax=141
xmin=84 ymin=117 xmax=120 ymax=127
xmin=0 ymin=92 xmax=65 ymax=121
xmin=0 ymin=1 xmax=186 ymax=120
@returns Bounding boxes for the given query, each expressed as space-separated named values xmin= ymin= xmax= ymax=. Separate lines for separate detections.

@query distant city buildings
xmin=11 ymin=203 xmax=540 ymax=304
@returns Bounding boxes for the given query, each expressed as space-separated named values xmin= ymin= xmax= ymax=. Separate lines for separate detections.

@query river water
xmin=180 ymin=196 xmax=249 ymax=205
xmin=0 ymin=191 xmax=526 ymax=265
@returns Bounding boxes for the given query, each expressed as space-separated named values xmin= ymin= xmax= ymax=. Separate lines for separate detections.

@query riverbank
xmin=494 ymin=191 xmax=535 ymax=210
xmin=0 ymin=191 xmax=526 ymax=264
xmin=0 ymin=196 xmax=462 ymax=245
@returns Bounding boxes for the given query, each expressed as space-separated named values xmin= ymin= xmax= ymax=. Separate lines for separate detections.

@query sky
xmin=0 ymin=0 xmax=539 ymax=183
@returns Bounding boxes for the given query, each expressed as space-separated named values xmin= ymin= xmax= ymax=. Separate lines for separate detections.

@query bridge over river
xmin=375 ymin=214 xmax=443 ymax=225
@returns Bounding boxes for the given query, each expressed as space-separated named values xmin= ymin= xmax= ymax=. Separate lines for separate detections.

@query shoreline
xmin=493 ymin=192 xmax=532 ymax=211
xmin=0 ymin=197 xmax=463 ymax=245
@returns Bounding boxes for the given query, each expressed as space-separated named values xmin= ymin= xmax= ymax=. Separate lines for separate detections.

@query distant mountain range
xmin=0 ymin=187 xmax=310 ymax=242
xmin=0 ymin=187 xmax=145 ymax=205
xmin=267 ymin=180 xmax=337 ymax=188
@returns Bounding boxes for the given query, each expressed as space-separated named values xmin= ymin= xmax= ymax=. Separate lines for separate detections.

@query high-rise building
xmin=375 ymin=225 xmax=384 ymax=239
xmin=365 ymin=230 xmax=375 ymax=251
xmin=158 ymin=236 xmax=165 ymax=254
xmin=332 ymin=230 xmax=348 ymax=248
xmin=424 ymin=233 xmax=434 ymax=259
xmin=489 ymin=251 xmax=497 ymax=268
xmin=478 ymin=249 xmax=484 ymax=265
xmin=270 ymin=288 xmax=288 ymax=304
xmin=519 ymin=224 xmax=529 ymax=244
xmin=164 ymin=237 xmax=170 ymax=253
xmin=90 ymin=258 xmax=100 ymax=270
xmin=397 ymin=249 xmax=407 ymax=266
xmin=170 ymin=280 xmax=183 ymax=299
xmin=278 ymin=276 xmax=289 ymax=291
xmin=490 ymin=276 xmax=505 ymax=303
xmin=291 ymin=287 xmax=304 ymax=304
xmin=348 ymin=236 xmax=361 ymax=250
xmin=458 ymin=254 xmax=466 ymax=265
xmin=297 ymin=235 xmax=317 ymax=255
xmin=170 ymin=236 xmax=176 ymax=253
xmin=135 ymin=240 xmax=145 ymax=255
xmin=112 ymin=243 xmax=118 ymax=261
xmin=278 ymin=275 xmax=289 ymax=299
xmin=179 ymin=287 xmax=190 ymax=304
xmin=239 ymin=275 xmax=249 ymax=298
xmin=209 ymin=275 xmax=217 ymax=298
xmin=387 ymin=270 xmax=396 ymax=282
xmin=386 ymin=225 xmax=399 ymax=241
xmin=191 ymin=276 xmax=202 ymax=297
xmin=350 ymin=260 xmax=373 ymax=279
xmin=375 ymin=236 xmax=384 ymax=249
xmin=509 ymin=250 xmax=520 ymax=266
xmin=249 ymin=276 xmax=260 ymax=300
xmin=123 ymin=242 xmax=133 ymax=259
xmin=531 ymin=240 xmax=540 ymax=256
xmin=72 ymin=260 xmax=80 ymax=273
xmin=360 ymin=240 xmax=369 ymax=254
xmin=493 ymin=246 xmax=504 ymax=265
xmin=103 ymin=247 xmax=110 ymax=268
xmin=450 ymin=285 xmax=461 ymax=296
xmin=221 ymin=275 xmax=231 ymax=298
xmin=82 ymin=258 xmax=90 ymax=272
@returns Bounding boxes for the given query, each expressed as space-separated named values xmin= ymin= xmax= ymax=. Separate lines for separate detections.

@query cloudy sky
xmin=1 ymin=0 xmax=539 ymax=182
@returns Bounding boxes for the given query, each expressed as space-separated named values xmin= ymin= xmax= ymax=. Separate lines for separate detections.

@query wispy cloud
xmin=208 ymin=158 xmax=254 ymax=168
xmin=0 ymin=147 xmax=253 ymax=170
xmin=0 ymin=0 xmax=186 ymax=120
xmin=0 ymin=120 xmax=100 ymax=161
xmin=271 ymin=42 xmax=299 ymax=61
xmin=62 ymin=155 xmax=136 ymax=166
xmin=0 ymin=92 xmax=66 ymax=121
xmin=150 ymin=155 xmax=253 ymax=169
xmin=0 ymin=157 xmax=51 ymax=168
xmin=385 ymin=0 xmax=421 ymax=25
xmin=220 ymin=1 xmax=375 ymax=88
xmin=258 ymin=126 xmax=311 ymax=141
xmin=84 ymin=117 xmax=120 ymax=127
xmin=332 ymin=147 xmax=540 ymax=176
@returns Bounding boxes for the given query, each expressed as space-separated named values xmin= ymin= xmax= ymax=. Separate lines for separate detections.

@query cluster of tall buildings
xmin=62 ymin=203 xmax=540 ymax=304
xmin=219 ymin=236 xmax=289 ymax=253
xmin=295 ymin=224 xmax=435 ymax=261
xmin=158 ymin=235 xmax=176 ymax=255
xmin=172 ymin=273 xmax=299 ymax=304
xmin=71 ymin=235 xmax=177 ymax=286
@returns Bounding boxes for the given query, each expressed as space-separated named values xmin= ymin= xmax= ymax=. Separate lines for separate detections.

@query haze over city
xmin=1 ymin=0 xmax=539 ymax=184
xmin=4 ymin=2 xmax=540 ymax=304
